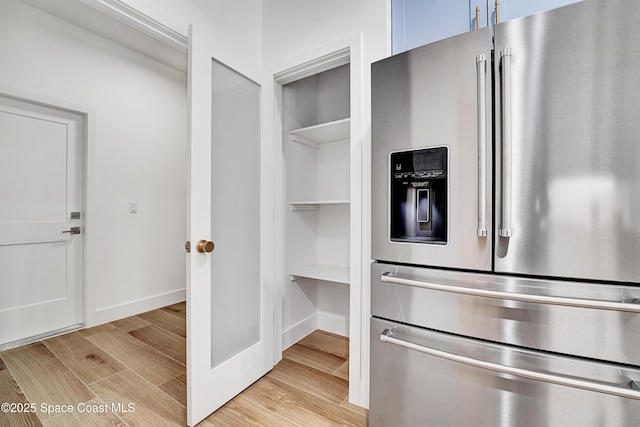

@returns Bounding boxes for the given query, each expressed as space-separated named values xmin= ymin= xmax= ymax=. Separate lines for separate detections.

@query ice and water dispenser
xmin=389 ymin=147 xmax=448 ymax=244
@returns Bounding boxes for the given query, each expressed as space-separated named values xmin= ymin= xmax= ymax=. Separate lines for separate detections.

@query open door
xmin=186 ymin=25 xmax=274 ymax=426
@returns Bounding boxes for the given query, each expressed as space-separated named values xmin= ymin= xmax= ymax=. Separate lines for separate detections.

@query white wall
xmin=0 ymin=0 xmax=187 ymax=323
xmin=120 ymin=0 xmax=262 ymax=63
xmin=263 ymin=0 xmax=391 ymax=408
xmin=262 ymin=0 xmax=389 ymax=71
xmin=1 ymin=0 xmax=265 ymax=325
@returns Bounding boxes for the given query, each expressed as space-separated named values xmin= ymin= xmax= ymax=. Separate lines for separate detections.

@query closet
xmin=281 ymin=63 xmax=353 ymax=343
xmin=275 ymin=34 xmax=365 ymax=405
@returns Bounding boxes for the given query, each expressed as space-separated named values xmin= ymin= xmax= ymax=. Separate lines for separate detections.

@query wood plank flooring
xmin=0 ymin=303 xmax=367 ymax=426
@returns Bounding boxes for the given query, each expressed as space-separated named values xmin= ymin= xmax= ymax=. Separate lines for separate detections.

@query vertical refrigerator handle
xmin=499 ymin=47 xmax=513 ymax=238
xmin=476 ymin=54 xmax=487 ymax=237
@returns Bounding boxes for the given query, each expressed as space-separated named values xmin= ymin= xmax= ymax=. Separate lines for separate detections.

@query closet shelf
xmin=289 ymin=199 xmax=350 ymax=211
xmin=289 ymin=264 xmax=350 ymax=284
xmin=289 ymin=118 xmax=350 ymax=148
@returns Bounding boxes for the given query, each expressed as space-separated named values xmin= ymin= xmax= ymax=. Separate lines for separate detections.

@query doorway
xmin=0 ymin=94 xmax=85 ymax=349
xmin=272 ymin=34 xmax=366 ymax=406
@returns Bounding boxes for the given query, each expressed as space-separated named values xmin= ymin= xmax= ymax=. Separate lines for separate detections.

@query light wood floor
xmin=0 ymin=302 xmax=367 ymax=426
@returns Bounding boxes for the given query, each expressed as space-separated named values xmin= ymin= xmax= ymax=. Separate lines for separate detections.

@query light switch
xmin=129 ymin=202 xmax=138 ymax=214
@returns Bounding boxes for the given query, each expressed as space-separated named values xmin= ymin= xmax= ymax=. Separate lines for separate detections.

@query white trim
xmin=273 ymin=85 xmax=284 ymax=363
xmin=281 ymin=311 xmax=349 ymax=350
xmin=281 ymin=313 xmax=317 ymax=350
xmin=94 ymin=288 xmax=186 ymax=325
xmin=0 ymin=85 xmax=96 ymax=117
xmin=79 ymin=0 xmax=187 ymax=51
xmin=360 ymin=379 xmax=370 ymax=408
xmin=317 ymin=311 xmax=349 ymax=337
xmin=347 ymin=32 xmax=365 ymax=407
xmin=273 ymin=47 xmax=350 ymax=85
xmin=271 ymin=34 xmax=361 ymax=84
xmin=385 ymin=0 xmax=393 ymax=56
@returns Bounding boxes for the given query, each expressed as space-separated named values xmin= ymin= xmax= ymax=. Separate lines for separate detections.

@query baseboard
xmin=317 ymin=310 xmax=349 ymax=337
xmin=92 ymin=288 xmax=186 ymax=326
xmin=281 ymin=312 xmax=317 ymax=350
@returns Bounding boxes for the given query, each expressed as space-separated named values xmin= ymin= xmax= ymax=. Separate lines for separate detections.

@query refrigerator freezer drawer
xmin=370 ymin=317 xmax=640 ymax=427
xmin=371 ymin=262 xmax=640 ymax=366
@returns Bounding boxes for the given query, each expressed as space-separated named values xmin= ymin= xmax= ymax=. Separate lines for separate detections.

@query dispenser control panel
xmin=389 ymin=147 xmax=448 ymax=244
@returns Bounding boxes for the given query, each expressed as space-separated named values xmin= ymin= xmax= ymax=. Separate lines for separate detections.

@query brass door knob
xmin=196 ymin=240 xmax=215 ymax=253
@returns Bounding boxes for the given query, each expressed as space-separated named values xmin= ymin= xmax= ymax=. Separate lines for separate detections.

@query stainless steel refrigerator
xmin=370 ymin=1 xmax=640 ymax=425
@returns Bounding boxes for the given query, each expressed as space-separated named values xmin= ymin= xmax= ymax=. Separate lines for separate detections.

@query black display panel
xmin=390 ymin=147 xmax=448 ymax=244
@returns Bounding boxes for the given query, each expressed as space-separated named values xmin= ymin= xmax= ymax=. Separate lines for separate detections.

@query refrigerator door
xmin=370 ymin=317 xmax=640 ymax=427
xmin=371 ymin=27 xmax=493 ymax=270
xmin=494 ymin=0 xmax=640 ymax=282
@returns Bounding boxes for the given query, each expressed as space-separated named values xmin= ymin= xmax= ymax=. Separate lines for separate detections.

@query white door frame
xmin=269 ymin=32 xmax=366 ymax=406
xmin=0 ymin=85 xmax=97 ymax=335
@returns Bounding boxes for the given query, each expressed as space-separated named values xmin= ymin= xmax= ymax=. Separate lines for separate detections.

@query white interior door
xmin=0 ymin=94 xmax=84 ymax=347
xmin=186 ymin=25 xmax=274 ymax=426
